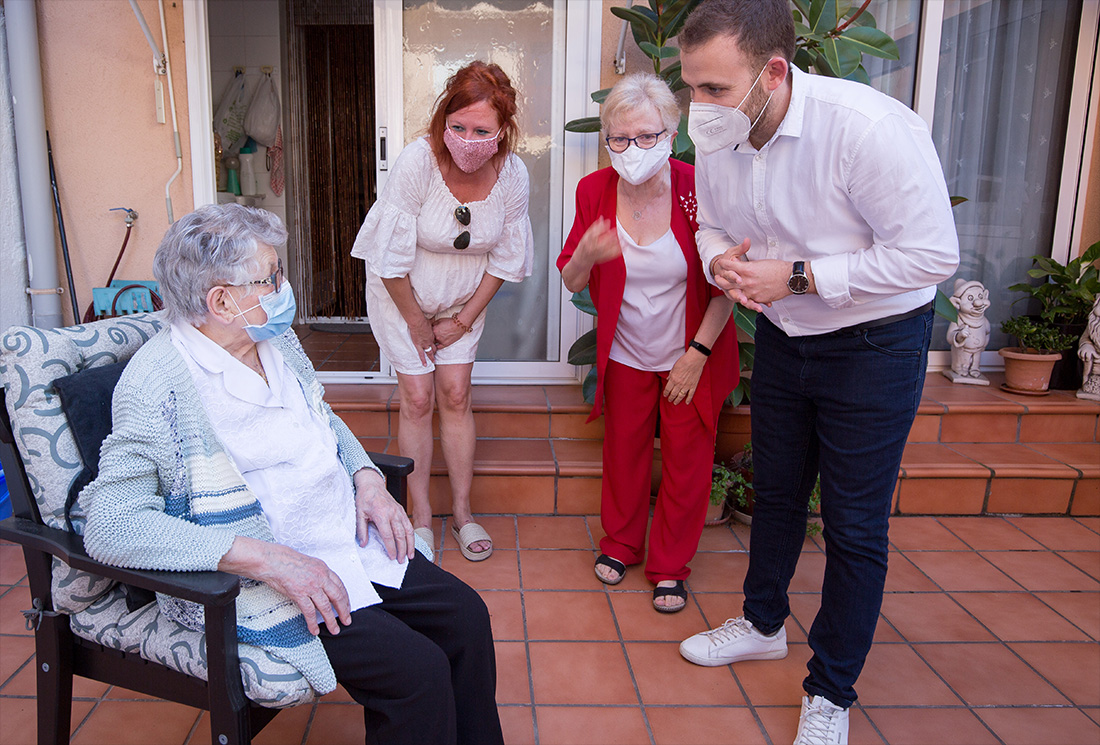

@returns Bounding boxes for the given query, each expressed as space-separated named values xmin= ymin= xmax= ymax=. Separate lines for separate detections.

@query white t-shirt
xmin=609 ymin=219 xmax=688 ymax=371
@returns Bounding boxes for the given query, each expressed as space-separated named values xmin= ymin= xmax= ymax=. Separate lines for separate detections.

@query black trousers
xmin=318 ymin=554 xmax=503 ymax=745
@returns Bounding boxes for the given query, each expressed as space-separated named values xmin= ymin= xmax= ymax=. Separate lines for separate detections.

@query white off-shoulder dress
xmin=351 ymin=137 xmax=534 ymax=374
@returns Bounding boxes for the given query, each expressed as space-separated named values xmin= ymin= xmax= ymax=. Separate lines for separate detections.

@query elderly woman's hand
xmin=663 ymin=347 xmax=708 ymax=405
xmin=219 ymin=536 xmax=351 ymax=636
xmin=354 ymin=468 xmax=416 ymax=562
xmin=578 ymin=218 xmax=622 ymax=266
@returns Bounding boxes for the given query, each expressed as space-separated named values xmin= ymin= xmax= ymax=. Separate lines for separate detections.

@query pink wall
xmin=37 ymin=0 xmax=193 ymax=325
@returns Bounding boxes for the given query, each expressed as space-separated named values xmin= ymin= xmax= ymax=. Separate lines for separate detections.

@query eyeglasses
xmin=229 ymin=259 xmax=284 ymax=293
xmin=604 ymin=129 xmax=666 ymax=153
xmin=453 ymin=205 xmax=471 ymax=250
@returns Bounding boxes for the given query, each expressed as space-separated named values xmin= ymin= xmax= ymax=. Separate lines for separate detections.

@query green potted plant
xmin=1007 ymin=241 xmax=1100 ymax=389
xmin=709 ymin=458 xmax=750 ymax=526
xmin=711 ymin=444 xmax=821 ymax=535
xmin=998 ymin=316 xmax=1077 ymax=394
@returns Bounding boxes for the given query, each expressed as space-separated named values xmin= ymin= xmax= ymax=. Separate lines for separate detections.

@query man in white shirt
xmin=674 ymin=2 xmax=959 ymax=744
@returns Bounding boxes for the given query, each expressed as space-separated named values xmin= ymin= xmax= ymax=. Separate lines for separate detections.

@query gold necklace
xmin=249 ymin=353 xmax=269 ymax=385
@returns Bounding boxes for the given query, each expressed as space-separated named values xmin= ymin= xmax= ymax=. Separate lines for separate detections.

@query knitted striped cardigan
xmin=82 ymin=327 xmax=376 ymax=694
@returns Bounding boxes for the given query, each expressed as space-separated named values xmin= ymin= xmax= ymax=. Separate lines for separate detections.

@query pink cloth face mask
xmin=443 ymin=126 xmax=500 ymax=173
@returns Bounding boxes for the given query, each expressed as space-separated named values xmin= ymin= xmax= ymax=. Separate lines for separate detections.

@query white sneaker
xmin=678 ymin=616 xmax=788 ymax=667
xmin=793 ymin=695 xmax=849 ymax=745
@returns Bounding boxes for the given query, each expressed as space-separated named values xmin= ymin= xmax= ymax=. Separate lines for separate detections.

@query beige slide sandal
xmin=451 ymin=521 xmax=493 ymax=562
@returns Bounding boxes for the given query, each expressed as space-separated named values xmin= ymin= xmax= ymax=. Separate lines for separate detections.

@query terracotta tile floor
xmin=2 ymin=515 xmax=1098 ymax=745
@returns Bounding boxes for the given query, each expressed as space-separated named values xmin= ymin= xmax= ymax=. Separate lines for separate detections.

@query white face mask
xmin=607 ymin=136 xmax=672 ymax=186
xmin=687 ymin=64 xmax=773 ymax=155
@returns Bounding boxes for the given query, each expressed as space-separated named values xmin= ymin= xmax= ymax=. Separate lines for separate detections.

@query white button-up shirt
xmin=171 ymin=322 xmax=407 ymax=613
xmin=696 ymin=66 xmax=959 ymax=336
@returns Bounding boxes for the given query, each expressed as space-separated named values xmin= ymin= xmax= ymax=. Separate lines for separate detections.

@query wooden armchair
xmin=0 ymin=314 xmax=412 ymax=745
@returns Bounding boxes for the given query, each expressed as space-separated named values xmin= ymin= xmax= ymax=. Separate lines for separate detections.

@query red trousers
xmin=600 ymin=359 xmax=717 ymax=583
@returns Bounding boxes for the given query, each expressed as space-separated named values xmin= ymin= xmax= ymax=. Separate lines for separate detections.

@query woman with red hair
xmin=352 ymin=61 xmax=533 ymax=562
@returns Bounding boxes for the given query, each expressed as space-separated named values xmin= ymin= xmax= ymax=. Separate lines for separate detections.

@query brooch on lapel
xmin=679 ymin=192 xmax=698 ymax=222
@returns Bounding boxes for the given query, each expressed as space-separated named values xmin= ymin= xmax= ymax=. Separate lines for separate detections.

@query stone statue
xmin=1077 ymin=296 xmax=1100 ymax=401
xmin=944 ymin=279 xmax=991 ymax=385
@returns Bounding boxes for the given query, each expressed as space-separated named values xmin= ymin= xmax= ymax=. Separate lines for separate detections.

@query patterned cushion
xmin=70 ymin=588 xmax=314 ymax=708
xmin=0 ymin=313 xmax=315 ymax=706
xmin=0 ymin=314 xmax=165 ymax=612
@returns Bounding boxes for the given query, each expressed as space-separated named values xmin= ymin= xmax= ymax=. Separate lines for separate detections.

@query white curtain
xmin=931 ymin=0 xmax=1082 ymax=349
xmin=0 ymin=4 xmax=32 ymax=334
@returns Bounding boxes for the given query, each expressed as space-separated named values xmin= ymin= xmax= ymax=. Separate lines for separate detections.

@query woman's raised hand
xmin=578 ymin=218 xmax=622 ymax=265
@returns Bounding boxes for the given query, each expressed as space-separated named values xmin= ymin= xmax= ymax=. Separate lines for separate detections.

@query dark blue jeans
xmin=743 ymin=309 xmax=932 ymax=708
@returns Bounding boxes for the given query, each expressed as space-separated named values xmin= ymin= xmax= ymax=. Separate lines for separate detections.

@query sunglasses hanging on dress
xmin=453 ymin=205 xmax=471 ymax=250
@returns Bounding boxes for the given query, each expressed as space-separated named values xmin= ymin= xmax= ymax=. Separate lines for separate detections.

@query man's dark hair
xmin=680 ymin=0 xmax=796 ymax=67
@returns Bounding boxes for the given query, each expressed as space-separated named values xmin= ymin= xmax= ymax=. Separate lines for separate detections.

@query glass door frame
xmin=366 ymin=0 xmax=601 ymax=385
xmin=182 ymin=0 xmax=601 ymax=386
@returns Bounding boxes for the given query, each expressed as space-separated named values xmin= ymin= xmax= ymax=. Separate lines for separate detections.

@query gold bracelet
xmin=451 ymin=313 xmax=473 ymax=335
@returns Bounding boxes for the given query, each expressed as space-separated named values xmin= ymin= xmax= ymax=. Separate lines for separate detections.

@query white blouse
xmin=351 ymin=137 xmax=534 ymax=286
xmin=349 ymin=137 xmax=534 ymax=374
xmin=170 ymin=322 xmax=407 ymax=614
xmin=609 ymin=220 xmax=688 ymax=372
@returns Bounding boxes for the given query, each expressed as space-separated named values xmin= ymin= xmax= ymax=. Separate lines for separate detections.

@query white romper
xmin=350 ymin=137 xmax=534 ymax=374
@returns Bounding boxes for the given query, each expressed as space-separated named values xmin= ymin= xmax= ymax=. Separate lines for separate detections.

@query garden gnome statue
xmin=944 ymin=278 xmax=991 ymax=385
xmin=1077 ymin=296 xmax=1100 ymax=401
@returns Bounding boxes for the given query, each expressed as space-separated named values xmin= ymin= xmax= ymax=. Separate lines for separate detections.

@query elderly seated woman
xmin=81 ymin=203 xmax=504 ymax=745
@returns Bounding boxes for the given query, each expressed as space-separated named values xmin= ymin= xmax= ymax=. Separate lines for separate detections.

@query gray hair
xmin=601 ymin=73 xmax=681 ymax=136
xmin=152 ymin=203 xmax=288 ymax=324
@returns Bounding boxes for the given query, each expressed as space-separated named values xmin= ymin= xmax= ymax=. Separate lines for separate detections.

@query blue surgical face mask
xmin=230 ymin=284 xmax=297 ymax=341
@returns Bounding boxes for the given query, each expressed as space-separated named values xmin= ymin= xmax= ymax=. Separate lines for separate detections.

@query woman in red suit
xmin=557 ymin=74 xmax=738 ymax=613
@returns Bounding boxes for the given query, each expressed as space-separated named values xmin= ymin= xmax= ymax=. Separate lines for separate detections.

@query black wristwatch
xmin=787 ymin=261 xmax=809 ymax=295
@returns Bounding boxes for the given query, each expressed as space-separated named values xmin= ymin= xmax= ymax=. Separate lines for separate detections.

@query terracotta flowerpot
xmin=731 ymin=489 xmax=754 ymax=525
xmin=705 ymin=499 xmax=730 ymax=526
xmin=998 ymin=347 xmax=1062 ymax=394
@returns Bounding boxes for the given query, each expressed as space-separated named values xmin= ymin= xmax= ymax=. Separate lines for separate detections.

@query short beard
xmin=746 ymin=83 xmax=775 ymax=141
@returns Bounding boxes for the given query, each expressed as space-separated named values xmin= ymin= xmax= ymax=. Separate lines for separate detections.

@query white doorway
xmin=184 ymin=0 xmax=602 ymax=384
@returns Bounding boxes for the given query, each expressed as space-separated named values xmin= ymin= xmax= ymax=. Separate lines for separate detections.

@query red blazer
xmin=557 ymin=160 xmax=739 ymax=424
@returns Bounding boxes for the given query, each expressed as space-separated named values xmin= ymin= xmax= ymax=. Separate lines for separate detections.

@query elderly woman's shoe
xmin=413 ymin=527 xmax=436 ymax=561
xmin=653 ymin=580 xmax=687 ymax=613
xmin=452 ymin=521 xmax=493 ymax=561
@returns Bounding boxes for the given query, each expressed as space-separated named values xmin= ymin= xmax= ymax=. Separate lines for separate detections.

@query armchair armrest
xmin=0 ymin=517 xmax=240 ymax=606
xmin=365 ymin=451 xmax=414 ymax=509
xmin=366 ymin=451 xmax=414 ymax=476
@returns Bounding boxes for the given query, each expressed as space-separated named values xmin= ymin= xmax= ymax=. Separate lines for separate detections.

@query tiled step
xmin=898 ymin=374 xmax=1100 ymax=516
xmin=326 ymin=383 xmax=607 ymax=515
xmin=324 ymin=374 xmax=1099 ymax=518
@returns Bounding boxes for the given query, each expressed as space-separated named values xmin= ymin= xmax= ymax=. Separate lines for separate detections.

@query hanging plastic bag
xmin=244 ymin=72 xmax=281 ymax=148
xmin=214 ymin=73 xmax=251 ymax=154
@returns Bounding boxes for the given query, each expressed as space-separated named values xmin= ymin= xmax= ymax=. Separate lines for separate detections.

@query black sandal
xmin=594 ymin=554 xmax=626 ymax=585
xmin=652 ymin=580 xmax=687 ymax=613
